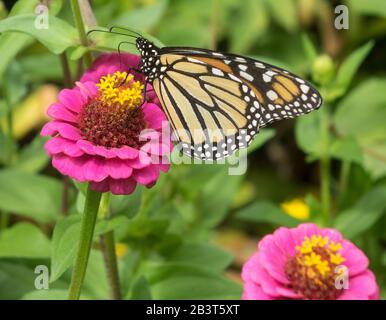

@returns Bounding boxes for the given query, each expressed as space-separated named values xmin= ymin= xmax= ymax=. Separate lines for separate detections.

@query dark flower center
xmin=284 ymin=235 xmax=346 ymax=300
xmin=78 ymin=71 xmax=147 ymax=149
xmin=78 ymin=100 xmax=147 ymax=149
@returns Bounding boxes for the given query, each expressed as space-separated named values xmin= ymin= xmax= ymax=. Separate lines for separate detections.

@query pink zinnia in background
xmin=41 ymin=53 xmax=172 ymax=195
xmin=242 ymin=223 xmax=379 ymax=300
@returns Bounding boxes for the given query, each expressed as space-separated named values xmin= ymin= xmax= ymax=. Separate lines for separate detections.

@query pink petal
xmin=258 ymin=235 xmax=289 ymax=284
xmin=52 ymin=154 xmax=88 ymax=182
xmin=58 ymin=88 xmax=85 ymax=113
xmin=105 ymin=158 xmax=133 ymax=179
xmin=76 ymin=81 xmax=98 ymax=99
xmin=91 ymin=179 xmax=110 ymax=193
xmin=142 ymin=103 xmax=167 ymax=130
xmin=108 ymin=178 xmax=137 ymax=195
xmin=47 ymin=103 xmax=77 ymax=123
xmin=41 ymin=121 xmax=81 ymax=141
xmin=132 ymin=165 xmax=160 ymax=186
xmin=273 ymin=227 xmax=297 ymax=256
xmin=45 ymin=137 xmax=84 ymax=157
xmin=242 ymin=283 xmax=274 ymax=300
xmin=82 ymin=157 xmax=108 ymax=182
xmin=341 ymin=240 xmax=369 ymax=276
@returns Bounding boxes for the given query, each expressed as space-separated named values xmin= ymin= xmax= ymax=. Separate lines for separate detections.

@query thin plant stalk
xmin=98 ymin=192 xmax=122 ymax=299
xmin=320 ymin=106 xmax=331 ymax=226
xmin=68 ymin=184 xmax=102 ymax=300
xmin=70 ymin=0 xmax=93 ymax=68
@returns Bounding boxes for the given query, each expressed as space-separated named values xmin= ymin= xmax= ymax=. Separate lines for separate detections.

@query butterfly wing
xmin=152 ymin=48 xmax=322 ymax=160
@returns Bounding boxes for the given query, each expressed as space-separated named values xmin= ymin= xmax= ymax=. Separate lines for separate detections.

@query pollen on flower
xmin=96 ymin=71 xmax=144 ymax=109
xmin=285 ymin=234 xmax=346 ymax=299
xmin=78 ymin=71 xmax=147 ymax=148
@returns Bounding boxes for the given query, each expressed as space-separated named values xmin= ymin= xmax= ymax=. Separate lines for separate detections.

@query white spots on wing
xmin=253 ymin=101 xmax=260 ymax=108
xmin=240 ymin=71 xmax=254 ymax=81
xmin=268 ymin=104 xmax=275 ymax=111
xmin=160 ymin=66 xmax=167 ymax=72
xmin=300 ymin=84 xmax=310 ymax=94
xmin=267 ymin=90 xmax=278 ymax=101
xmin=212 ymin=52 xmax=224 ymax=57
xmin=238 ymin=64 xmax=248 ymax=71
xmin=224 ymin=60 xmax=231 ymax=64
xmin=229 ymin=74 xmax=242 ymax=82
xmin=212 ymin=68 xmax=224 ymax=76
xmin=266 ymin=70 xmax=277 ymax=77
xmin=296 ymin=77 xmax=305 ymax=84
xmin=301 ymin=94 xmax=308 ymax=101
xmin=235 ymin=57 xmax=247 ymax=63
xmin=263 ymin=74 xmax=271 ymax=82
xmin=255 ymin=62 xmax=265 ymax=69
xmin=242 ymin=85 xmax=248 ymax=93
xmin=244 ymin=95 xmax=251 ymax=102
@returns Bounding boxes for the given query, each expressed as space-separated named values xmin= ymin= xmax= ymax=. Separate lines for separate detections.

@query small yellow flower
xmin=115 ymin=243 xmax=129 ymax=258
xmin=96 ymin=71 xmax=144 ymax=108
xmin=330 ymin=253 xmax=345 ymax=265
xmin=281 ymin=198 xmax=310 ymax=220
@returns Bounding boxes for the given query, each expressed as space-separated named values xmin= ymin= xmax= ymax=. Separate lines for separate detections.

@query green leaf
xmin=168 ymin=242 xmax=233 ymax=273
xmin=114 ymin=0 xmax=168 ymax=31
xmin=127 ymin=276 xmax=152 ymax=300
xmin=348 ymin=0 xmax=386 ymax=17
xmin=334 ymin=78 xmax=386 ymax=178
xmin=236 ymin=200 xmax=300 ymax=227
xmin=331 ymin=41 xmax=374 ymax=98
xmin=265 ymin=0 xmax=298 ymax=32
xmin=12 ymin=135 xmax=49 ymax=173
xmin=301 ymin=33 xmax=318 ymax=64
xmin=0 ymin=169 xmax=62 ymax=223
xmin=0 ymin=14 xmax=78 ymax=54
xmin=230 ymin=0 xmax=268 ymax=53
xmin=50 ymin=215 xmax=130 ymax=282
xmin=0 ymin=223 xmax=51 ymax=258
xmin=295 ymin=109 xmax=324 ymax=157
xmin=0 ymin=0 xmax=64 ymax=78
xmin=0 ymin=262 xmax=37 ymax=299
xmin=330 ymin=136 xmax=363 ymax=164
xmin=200 ymin=167 xmax=243 ymax=227
xmin=334 ymin=185 xmax=386 ymax=238
xmin=147 ymin=263 xmax=242 ymax=299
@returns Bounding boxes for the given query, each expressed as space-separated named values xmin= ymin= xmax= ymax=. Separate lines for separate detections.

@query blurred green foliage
xmin=0 ymin=0 xmax=386 ymax=300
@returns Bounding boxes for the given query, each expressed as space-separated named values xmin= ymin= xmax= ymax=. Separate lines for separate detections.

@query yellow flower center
xmin=96 ymin=71 xmax=144 ymax=109
xmin=285 ymin=234 xmax=346 ymax=299
xmin=281 ymin=198 xmax=310 ymax=220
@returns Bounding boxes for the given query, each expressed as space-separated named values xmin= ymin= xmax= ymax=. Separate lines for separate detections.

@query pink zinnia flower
xmin=242 ymin=223 xmax=379 ymax=300
xmin=41 ymin=53 xmax=172 ymax=195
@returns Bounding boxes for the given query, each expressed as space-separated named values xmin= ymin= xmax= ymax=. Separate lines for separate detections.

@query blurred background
xmin=0 ymin=0 xmax=386 ymax=300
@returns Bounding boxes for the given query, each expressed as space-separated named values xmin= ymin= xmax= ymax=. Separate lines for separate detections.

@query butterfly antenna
xmin=117 ymin=41 xmax=136 ymax=70
xmin=109 ymin=26 xmax=143 ymax=38
xmin=87 ymin=29 xmax=138 ymax=39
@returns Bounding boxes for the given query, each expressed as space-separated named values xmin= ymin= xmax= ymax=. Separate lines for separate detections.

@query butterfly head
xmin=136 ymin=37 xmax=160 ymax=82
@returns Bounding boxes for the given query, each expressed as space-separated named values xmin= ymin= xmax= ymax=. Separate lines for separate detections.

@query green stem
xmin=2 ymin=82 xmax=16 ymax=165
xmin=98 ymin=192 xmax=122 ymax=300
xmin=68 ymin=184 xmax=102 ymax=300
xmin=70 ymin=0 xmax=93 ymax=68
xmin=60 ymin=53 xmax=72 ymax=88
xmin=100 ymin=231 xmax=122 ymax=299
xmin=0 ymin=212 xmax=9 ymax=232
xmin=320 ymin=106 xmax=331 ymax=226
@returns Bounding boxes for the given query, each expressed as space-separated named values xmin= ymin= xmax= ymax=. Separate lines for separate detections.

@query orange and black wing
xmin=152 ymin=48 xmax=322 ymax=160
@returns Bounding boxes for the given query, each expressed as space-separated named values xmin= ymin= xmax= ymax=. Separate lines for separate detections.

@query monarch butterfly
xmin=89 ymin=27 xmax=322 ymax=160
